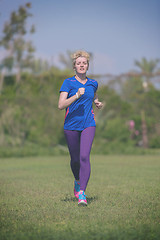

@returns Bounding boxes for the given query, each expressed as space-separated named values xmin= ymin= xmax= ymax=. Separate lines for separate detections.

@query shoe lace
xmin=79 ymin=191 xmax=87 ymax=200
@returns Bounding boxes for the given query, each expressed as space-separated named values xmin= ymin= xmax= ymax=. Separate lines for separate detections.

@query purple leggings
xmin=64 ymin=126 xmax=95 ymax=191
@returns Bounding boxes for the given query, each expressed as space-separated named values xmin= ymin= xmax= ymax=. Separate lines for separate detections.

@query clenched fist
xmin=77 ymin=88 xmax=85 ymax=98
xmin=94 ymin=99 xmax=103 ymax=109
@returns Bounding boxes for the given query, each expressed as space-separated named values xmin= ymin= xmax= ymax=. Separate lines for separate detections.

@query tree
xmin=31 ymin=58 xmax=50 ymax=75
xmin=135 ymin=57 xmax=160 ymax=88
xmin=0 ymin=64 xmax=4 ymax=93
xmin=135 ymin=57 xmax=160 ymax=74
xmin=133 ymin=57 xmax=160 ymax=148
xmin=59 ymin=50 xmax=73 ymax=70
xmin=0 ymin=2 xmax=35 ymax=85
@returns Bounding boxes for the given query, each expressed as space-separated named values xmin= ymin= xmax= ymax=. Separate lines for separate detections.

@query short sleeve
xmin=96 ymin=81 xmax=98 ymax=91
xmin=59 ymin=79 xmax=70 ymax=93
xmin=94 ymin=81 xmax=98 ymax=93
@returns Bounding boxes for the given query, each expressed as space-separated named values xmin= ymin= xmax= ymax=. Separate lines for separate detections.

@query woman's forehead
xmin=76 ymin=57 xmax=87 ymax=62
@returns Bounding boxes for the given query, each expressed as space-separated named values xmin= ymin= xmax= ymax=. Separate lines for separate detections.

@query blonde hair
xmin=71 ymin=50 xmax=90 ymax=69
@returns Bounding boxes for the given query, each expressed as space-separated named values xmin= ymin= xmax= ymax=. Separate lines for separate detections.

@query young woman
xmin=58 ymin=50 xmax=103 ymax=206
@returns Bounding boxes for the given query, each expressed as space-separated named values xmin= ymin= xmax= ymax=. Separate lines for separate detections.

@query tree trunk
xmin=0 ymin=73 xmax=4 ymax=94
xmin=16 ymin=69 xmax=21 ymax=84
xmin=141 ymin=110 xmax=148 ymax=148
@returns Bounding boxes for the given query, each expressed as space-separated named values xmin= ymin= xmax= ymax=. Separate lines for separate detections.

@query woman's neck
xmin=75 ymin=73 xmax=87 ymax=81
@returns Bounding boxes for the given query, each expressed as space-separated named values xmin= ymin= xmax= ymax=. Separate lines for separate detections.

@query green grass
xmin=0 ymin=155 xmax=160 ymax=240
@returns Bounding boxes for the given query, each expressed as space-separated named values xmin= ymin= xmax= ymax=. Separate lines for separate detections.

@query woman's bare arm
xmin=58 ymin=88 xmax=85 ymax=110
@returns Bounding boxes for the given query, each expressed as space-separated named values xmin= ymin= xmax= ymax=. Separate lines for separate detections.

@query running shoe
xmin=74 ymin=180 xmax=80 ymax=198
xmin=78 ymin=191 xmax=87 ymax=206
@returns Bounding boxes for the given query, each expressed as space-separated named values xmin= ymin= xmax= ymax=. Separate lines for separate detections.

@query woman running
xmin=58 ymin=50 xmax=103 ymax=205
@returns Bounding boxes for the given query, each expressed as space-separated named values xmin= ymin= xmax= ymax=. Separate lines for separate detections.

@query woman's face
xmin=75 ymin=57 xmax=88 ymax=74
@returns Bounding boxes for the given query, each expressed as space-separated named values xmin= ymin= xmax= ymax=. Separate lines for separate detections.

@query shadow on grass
xmin=61 ymin=195 xmax=98 ymax=204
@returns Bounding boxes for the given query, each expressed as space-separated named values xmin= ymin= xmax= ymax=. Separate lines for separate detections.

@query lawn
xmin=0 ymin=155 xmax=160 ymax=240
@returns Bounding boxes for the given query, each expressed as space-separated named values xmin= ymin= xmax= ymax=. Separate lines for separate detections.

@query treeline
xmin=0 ymin=2 xmax=160 ymax=157
xmin=0 ymin=68 xmax=160 ymax=157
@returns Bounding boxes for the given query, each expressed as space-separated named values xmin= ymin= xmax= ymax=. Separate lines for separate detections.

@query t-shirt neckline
xmin=74 ymin=75 xmax=88 ymax=85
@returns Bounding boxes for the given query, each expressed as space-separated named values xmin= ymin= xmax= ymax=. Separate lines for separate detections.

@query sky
xmin=0 ymin=0 xmax=160 ymax=75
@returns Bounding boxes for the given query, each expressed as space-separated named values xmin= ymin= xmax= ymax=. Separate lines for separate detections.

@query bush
xmin=149 ymin=136 xmax=160 ymax=148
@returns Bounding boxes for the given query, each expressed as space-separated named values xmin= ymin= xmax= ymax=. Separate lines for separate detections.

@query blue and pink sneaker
xmin=78 ymin=190 xmax=87 ymax=206
xmin=74 ymin=180 xmax=80 ymax=198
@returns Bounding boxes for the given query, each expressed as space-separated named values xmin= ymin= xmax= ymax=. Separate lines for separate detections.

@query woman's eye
xmin=76 ymin=62 xmax=87 ymax=65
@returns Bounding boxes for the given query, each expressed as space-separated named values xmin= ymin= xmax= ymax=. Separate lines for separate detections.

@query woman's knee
xmin=71 ymin=156 xmax=80 ymax=164
xmin=80 ymin=153 xmax=89 ymax=163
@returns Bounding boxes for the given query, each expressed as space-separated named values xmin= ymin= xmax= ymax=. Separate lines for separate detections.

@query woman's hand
xmin=94 ymin=99 xmax=103 ymax=109
xmin=77 ymin=88 xmax=85 ymax=98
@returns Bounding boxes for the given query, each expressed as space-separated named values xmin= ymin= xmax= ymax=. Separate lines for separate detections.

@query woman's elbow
xmin=58 ymin=103 xmax=64 ymax=110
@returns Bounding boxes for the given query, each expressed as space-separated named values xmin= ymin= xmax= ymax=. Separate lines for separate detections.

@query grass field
xmin=0 ymin=155 xmax=160 ymax=240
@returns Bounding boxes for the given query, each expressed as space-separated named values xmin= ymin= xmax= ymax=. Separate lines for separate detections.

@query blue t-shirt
xmin=60 ymin=76 xmax=98 ymax=131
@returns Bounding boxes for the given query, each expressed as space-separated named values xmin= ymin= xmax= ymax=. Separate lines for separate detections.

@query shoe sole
xmin=78 ymin=200 xmax=87 ymax=206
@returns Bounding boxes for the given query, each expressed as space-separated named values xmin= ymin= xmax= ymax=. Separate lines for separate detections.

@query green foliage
xmin=101 ymin=118 xmax=130 ymax=141
xmin=0 ymin=69 xmax=160 ymax=157
xmin=0 ymin=2 xmax=35 ymax=83
xmin=149 ymin=136 xmax=160 ymax=148
xmin=122 ymin=76 xmax=144 ymax=104
xmin=96 ymin=85 xmax=133 ymax=119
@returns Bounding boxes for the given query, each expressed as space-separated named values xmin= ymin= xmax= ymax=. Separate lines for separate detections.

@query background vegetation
xmin=0 ymin=3 xmax=160 ymax=157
